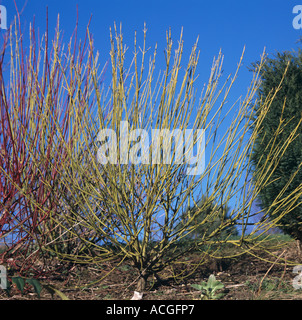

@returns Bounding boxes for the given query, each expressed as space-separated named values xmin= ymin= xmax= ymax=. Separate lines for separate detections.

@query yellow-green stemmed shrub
xmin=37 ymin=24 xmax=302 ymax=291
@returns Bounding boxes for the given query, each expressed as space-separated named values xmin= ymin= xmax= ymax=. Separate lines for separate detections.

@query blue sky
xmin=1 ymin=0 xmax=302 ymax=233
xmin=1 ymin=0 xmax=301 ymax=95
xmin=1 ymin=0 xmax=301 ymax=122
xmin=1 ymin=1 xmax=302 ymax=71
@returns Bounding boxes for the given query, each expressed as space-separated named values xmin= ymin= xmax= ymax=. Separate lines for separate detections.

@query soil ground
xmin=1 ymin=238 xmax=302 ymax=300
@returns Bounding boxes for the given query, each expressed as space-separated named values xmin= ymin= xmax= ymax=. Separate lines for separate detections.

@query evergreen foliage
xmin=251 ymin=49 xmax=302 ymax=240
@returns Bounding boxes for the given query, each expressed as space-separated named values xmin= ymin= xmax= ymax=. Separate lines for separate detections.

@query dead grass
xmin=1 ymin=239 xmax=302 ymax=300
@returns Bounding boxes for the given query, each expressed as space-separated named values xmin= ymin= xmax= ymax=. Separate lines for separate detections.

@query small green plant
xmin=5 ymin=276 xmax=69 ymax=300
xmin=191 ymin=274 xmax=225 ymax=300
xmin=5 ymin=276 xmax=42 ymax=298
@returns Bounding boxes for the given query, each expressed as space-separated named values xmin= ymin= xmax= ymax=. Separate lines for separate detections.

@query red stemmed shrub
xmin=0 ymin=14 xmax=103 ymax=276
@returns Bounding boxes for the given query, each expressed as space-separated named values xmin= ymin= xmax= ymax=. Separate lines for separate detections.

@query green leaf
xmin=26 ymin=279 xmax=42 ymax=298
xmin=43 ymin=284 xmax=69 ymax=300
xmin=207 ymin=274 xmax=217 ymax=287
xmin=12 ymin=277 xmax=25 ymax=294
xmin=207 ymin=274 xmax=224 ymax=290
xmin=191 ymin=284 xmax=203 ymax=291
xmin=214 ymin=283 xmax=225 ymax=290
